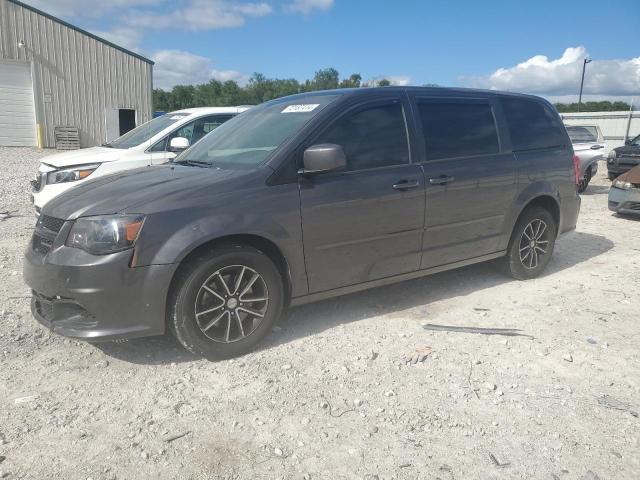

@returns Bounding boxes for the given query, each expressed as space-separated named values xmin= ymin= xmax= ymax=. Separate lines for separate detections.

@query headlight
xmin=66 ymin=215 xmax=145 ymax=255
xmin=607 ymin=150 xmax=616 ymax=159
xmin=613 ymin=179 xmax=632 ymax=190
xmin=47 ymin=164 xmax=100 ymax=184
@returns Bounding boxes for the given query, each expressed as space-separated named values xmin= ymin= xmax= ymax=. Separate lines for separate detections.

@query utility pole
xmin=578 ymin=58 xmax=592 ymax=112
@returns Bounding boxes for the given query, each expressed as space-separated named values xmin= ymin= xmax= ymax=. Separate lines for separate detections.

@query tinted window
xmin=150 ymin=114 xmax=234 ymax=152
xmin=417 ymin=100 xmax=499 ymax=159
xmin=502 ymin=97 xmax=566 ymax=151
xmin=314 ymin=102 xmax=409 ymax=171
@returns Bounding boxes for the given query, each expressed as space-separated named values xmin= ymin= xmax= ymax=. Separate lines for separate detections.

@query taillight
xmin=572 ymin=154 xmax=581 ymax=185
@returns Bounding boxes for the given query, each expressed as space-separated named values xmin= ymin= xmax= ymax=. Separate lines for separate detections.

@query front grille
xmin=629 ymin=203 xmax=640 ymax=211
xmin=33 ymin=233 xmax=54 ymax=255
xmin=37 ymin=215 xmax=65 ymax=233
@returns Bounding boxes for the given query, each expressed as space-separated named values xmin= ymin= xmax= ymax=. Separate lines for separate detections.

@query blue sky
xmin=30 ymin=0 xmax=640 ymax=101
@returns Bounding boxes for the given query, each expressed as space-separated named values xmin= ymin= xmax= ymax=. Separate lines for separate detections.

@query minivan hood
xmin=41 ymin=146 xmax=125 ymax=168
xmin=43 ymin=164 xmax=252 ymax=220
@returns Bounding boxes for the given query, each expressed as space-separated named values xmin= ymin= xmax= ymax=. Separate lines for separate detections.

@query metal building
xmin=0 ymin=0 xmax=153 ymax=148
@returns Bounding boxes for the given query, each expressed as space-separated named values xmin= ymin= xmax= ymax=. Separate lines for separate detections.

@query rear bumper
xmin=24 ymin=244 xmax=177 ymax=341
xmin=608 ymin=187 xmax=640 ymax=216
xmin=559 ymin=193 xmax=581 ymax=234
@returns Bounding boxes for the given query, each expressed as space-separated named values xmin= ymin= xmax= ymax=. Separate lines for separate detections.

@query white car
xmin=31 ymin=106 xmax=250 ymax=212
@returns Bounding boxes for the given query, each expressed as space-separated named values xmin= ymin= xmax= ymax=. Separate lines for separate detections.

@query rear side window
xmin=314 ymin=102 xmax=409 ymax=171
xmin=501 ymin=97 xmax=566 ymax=151
xmin=416 ymin=100 xmax=499 ymax=160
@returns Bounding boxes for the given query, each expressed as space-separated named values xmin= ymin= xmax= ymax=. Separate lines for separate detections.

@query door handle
xmin=429 ymin=175 xmax=455 ymax=185
xmin=392 ymin=180 xmax=420 ymax=191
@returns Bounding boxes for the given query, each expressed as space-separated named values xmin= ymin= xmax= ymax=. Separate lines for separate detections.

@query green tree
xmin=377 ymin=78 xmax=391 ymax=87
xmin=339 ymin=73 xmax=362 ymax=88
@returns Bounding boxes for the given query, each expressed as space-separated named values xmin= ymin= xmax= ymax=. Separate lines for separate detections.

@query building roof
xmin=8 ymin=0 xmax=154 ymax=65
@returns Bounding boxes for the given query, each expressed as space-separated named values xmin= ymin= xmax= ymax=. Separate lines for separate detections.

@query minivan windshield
xmin=178 ymin=94 xmax=340 ymax=169
xmin=105 ymin=113 xmax=190 ymax=149
xmin=566 ymin=126 xmax=598 ymax=143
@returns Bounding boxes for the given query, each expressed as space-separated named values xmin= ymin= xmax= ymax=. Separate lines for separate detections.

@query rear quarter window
xmin=501 ymin=97 xmax=567 ymax=151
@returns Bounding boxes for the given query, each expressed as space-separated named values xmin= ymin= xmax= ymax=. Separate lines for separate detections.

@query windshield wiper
xmin=101 ymin=143 xmax=114 ymax=148
xmin=172 ymin=159 xmax=211 ymax=168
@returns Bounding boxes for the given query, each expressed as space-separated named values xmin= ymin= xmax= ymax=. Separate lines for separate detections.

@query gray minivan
xmin=24 ymin=87 xmax=581 ymax=358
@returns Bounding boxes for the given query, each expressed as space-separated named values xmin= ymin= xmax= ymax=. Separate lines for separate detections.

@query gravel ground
xmin=0 ymin=146 xmax=639 ymax=480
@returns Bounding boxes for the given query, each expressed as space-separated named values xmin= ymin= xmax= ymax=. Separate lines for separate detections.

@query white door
xmin=0 ymin=62 xmax=37 ymax=146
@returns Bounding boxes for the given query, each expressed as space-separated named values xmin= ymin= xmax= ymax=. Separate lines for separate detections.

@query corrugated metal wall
xmin=0 ymin=0 xmax=153 ymax=148
xmin=561 ymin=111 xmax=640 ymax=152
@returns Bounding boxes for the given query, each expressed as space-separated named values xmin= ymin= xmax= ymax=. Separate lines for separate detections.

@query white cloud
xmin=128 ymin=0 xmax=272 ymax=31
xmin=463 ymin=47 xmax=640 ymax=99
xmin=152 ymin=50 xmax=248 ymax=89
xmin=284 ymin=0 xmax=334 ymax=14
xmin=91 ymin=27 xmax=143 ymax=51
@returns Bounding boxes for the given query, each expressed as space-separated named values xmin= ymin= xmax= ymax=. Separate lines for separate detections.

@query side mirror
xmin=625 ymin=139 xmax=632 ymax=146
xmin=169 ymin=137 xmax=190 ymax=152
xmin=300 ymin=144 xmax=346 ymax=174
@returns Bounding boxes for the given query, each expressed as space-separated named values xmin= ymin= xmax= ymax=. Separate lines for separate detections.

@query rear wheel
xmin=578 ymin=166 xmax=592 ymax=193
xmin=168 ymin=245 xmax=284 ymax=359
xmin=501 ymin=206 xmax=557 ymax=280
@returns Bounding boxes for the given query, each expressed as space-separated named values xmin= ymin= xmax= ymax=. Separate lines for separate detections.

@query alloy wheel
xmin=194 ymin=265 xmax=269 ymax=343
xmin=518 ymin=219 xmax=549 ymax=270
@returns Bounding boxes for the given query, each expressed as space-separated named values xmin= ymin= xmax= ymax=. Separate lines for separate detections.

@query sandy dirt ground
xmin=0 ymin=147 xmax=638 ymax=480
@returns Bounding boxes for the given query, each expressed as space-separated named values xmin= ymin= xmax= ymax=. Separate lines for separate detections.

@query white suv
xmin=31 ymin=106 xmax=250 ymax=212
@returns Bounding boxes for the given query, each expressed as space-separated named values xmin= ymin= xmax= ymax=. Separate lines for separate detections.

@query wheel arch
xmin=167 ymin=233 xmax=294 ymax=310
xmin=503 ymin=186 xmax=562 ymax=250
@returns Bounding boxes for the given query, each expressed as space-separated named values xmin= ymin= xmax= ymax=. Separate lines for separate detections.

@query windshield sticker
xmin=281 ymin=104 xmax=320 ymax=113
xmin=170 ymin=115 xmax=188 ymax=120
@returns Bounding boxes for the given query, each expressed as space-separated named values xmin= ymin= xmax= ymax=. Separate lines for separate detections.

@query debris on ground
xmin=488 ymin=452 xmax=510 ymax=468
xmin=422 ymin=323 xmax=533 ymax=337
xmin=595 ymin=394 xmax=639 ymax=417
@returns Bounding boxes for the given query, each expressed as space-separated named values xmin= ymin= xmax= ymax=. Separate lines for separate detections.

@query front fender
xmin=133 ymin=183 xmax=308 ymax=297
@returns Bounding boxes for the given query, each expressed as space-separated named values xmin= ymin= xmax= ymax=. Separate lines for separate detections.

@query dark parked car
xmin=609 ymin=164 xmax=640 ymax=215
xmin=607 ymin=134 xmax=640 ymax=180
xmin=24 ymin=87 xmax=581 ymax=359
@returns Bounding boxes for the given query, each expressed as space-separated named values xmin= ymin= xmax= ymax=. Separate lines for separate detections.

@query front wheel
xmin=168 ymin=245 xmax=284 ymax=359
xmin=501 ymin=206 xmax=557 ymax=280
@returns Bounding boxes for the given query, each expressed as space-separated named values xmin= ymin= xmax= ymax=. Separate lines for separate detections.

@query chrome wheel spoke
xmin=217 ymin=273 xmax=233 ymax=296
xmin=239 ymin=273 xmax=260 ymax=299
xmin=236 ymin=315 xmax=245 ymax=338
xmin=233 ymin=266 xmax=246 ymax=295
xmin=241 ymin=297 xmax=268 ymax=303
xmin=535 ymin=223 xmax=547 ymax=240
xmin=237 ymin=306 xmax=265 ymax=319
xmin=201 ymin=310 xmax=228 ymax=331
xmin=202 ymin=285 xmax=225 ymax=303
xmin=196 ymin=304 xmax=224 ymax=317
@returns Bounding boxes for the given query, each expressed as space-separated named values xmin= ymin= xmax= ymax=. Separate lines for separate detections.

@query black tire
xmin=168 ymin=244 xmax=284 ymax=360
xmin=577 ymin=166 xmax=591 ymax=193
xmin=501 ymin=206 xmax=557 ymax=280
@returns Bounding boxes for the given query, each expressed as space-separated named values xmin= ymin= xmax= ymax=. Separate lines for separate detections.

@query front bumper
xmin=607 ymin=159 xmax=640 ymax=177
xmin=23 ymin=232 xmax=177 ymax=341
xmin=608 ymin=186 xmax=640 ymax=216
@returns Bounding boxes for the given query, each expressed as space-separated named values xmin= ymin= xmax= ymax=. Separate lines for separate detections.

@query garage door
xmin=0 ymin=62 xmax=37 ymax=146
